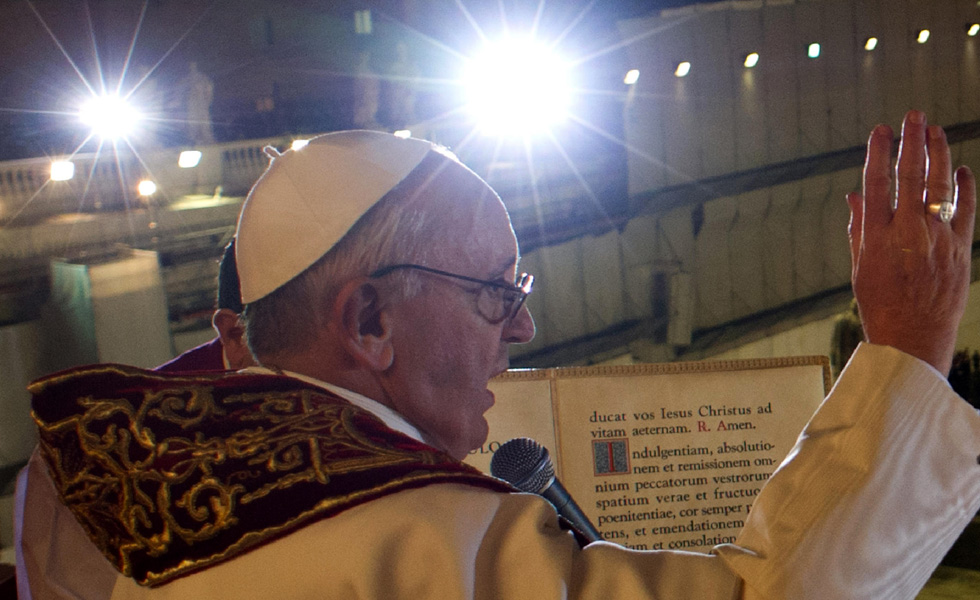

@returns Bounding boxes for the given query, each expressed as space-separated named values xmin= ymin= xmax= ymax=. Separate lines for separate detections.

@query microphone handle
xmin=540 ymin=479 xmax=603 ymax=544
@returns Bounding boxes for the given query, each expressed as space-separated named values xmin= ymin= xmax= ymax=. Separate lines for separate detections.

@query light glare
xmin=178 ymin=151 xmax=202 ymax=168
xmin=79 ymin=95 xmax=140 ymax=139
xmin=968 ymin=24 xmax=980 ymax=37
xmin=137 ymin=180 xmax=157 ymax=196
xmin=50 ymin=161 xmax=75 ymax=181
xmin=917 ymin=29 xmax=930 ymax=44
xmin=674 ymin=62 xmax=691 ymax=77
xmin=464 ymin=39 xmax=573 ymax=135
xmin=864 ymin=37 xmax=878 ymax=51
xmin=807 ymin=43 xmax=821 ymax=58
xmin=393 ymin=130 xmax=412 ymax=139
xmin=744 ymin=53 xmax=760 ymax=68
xmin=290 ymin=139 xmax=310 ymax=151
xmin=624 ymin=69 xmax=640 ymax=85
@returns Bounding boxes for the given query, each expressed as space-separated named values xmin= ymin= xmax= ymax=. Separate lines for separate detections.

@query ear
xmin=212 ymin=309 xmax=254 ymax=370
xmin=332 ymin=279 xmax=395 ymax=372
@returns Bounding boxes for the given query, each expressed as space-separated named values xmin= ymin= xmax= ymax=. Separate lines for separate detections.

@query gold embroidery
xmin=32 ymin=366 xmax=509 ymax=586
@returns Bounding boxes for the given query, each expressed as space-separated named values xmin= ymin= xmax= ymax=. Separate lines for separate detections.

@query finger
xmin=862 ymin=124 xmax=894 ymax=230
xmin=952 ymin=166 xmax=977 ymax=242
xmin=846 ymin=192 xmax=863 ymax=271
xmin=925 ymin=125 xmax=953 ymax=215
xmin=895 ymin=110 xmax=927 ymax=219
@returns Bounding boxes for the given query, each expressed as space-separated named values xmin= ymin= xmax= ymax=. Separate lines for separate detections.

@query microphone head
xmin=490 ymin=437 xmax=555 ymax=494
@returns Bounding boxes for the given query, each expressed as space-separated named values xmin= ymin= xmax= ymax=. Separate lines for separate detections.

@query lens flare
xmin=79 ymin=95 xmax=141 ymax=139
xmin=464 ymin=39 xmax=573 ymax=136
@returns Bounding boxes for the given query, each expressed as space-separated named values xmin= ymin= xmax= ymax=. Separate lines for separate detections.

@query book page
xmin=467 ymin=357 xmax=828 ymax=553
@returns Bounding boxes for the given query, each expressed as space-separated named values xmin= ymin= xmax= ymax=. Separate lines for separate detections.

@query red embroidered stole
xmin=29 ymin=364 xmax=512 ymax=587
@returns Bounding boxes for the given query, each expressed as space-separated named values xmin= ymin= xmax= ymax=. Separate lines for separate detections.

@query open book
xmin=464 ymin=356 xmax=830 ymax=552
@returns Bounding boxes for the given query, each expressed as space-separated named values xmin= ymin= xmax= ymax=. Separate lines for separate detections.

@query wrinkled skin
xmin=847 ymin=110 xmax=977 ymax=375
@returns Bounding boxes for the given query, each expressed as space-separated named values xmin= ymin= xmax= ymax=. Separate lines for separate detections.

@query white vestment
xmin=15 ymin=344 xmax=980 ymax=599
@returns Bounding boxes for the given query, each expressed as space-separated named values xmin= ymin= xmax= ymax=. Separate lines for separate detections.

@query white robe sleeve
xmin=716 ymin=342 xmax=980 ymax=598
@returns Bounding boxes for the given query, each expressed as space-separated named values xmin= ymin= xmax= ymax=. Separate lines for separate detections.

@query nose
xmin=502 ymin=304 xmax=535 ymax=344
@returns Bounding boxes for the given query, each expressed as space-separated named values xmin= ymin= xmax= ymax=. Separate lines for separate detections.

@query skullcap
xmin=236 ymin=130 xmax=437 ymax=303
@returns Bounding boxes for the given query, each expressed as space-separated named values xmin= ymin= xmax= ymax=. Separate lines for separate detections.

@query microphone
xmin=490 ymin=437 xmax=603 ymax=544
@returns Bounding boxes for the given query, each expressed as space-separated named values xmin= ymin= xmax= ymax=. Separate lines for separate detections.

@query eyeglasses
xmin=370 ymin=263 xmax=533 ymax=324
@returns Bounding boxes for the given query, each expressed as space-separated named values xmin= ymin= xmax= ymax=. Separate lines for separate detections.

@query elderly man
xmin=17 ymin=111 xmax=980 ymax=600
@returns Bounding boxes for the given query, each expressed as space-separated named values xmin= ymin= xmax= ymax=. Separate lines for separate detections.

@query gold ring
xmin=927 ymin=201 xmax=955 ymax=224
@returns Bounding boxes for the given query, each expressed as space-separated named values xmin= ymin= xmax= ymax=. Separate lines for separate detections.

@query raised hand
xmin=847 ymin=110 xmax=976 ymax=374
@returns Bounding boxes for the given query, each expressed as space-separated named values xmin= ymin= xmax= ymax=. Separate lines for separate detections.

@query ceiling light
xmin=137 ymin=180 xmax=157 ymax=197
xmin=50 ymin=160 xmax=75 ymax=181
xmin=178 ymin=151 xmax=202 ymax=168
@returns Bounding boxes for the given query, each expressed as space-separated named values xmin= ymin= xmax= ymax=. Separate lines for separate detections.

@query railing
xmin=0 ymin=135 xmax=296 ymax=225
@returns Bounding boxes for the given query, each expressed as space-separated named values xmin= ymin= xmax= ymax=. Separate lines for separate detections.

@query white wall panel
xmin=823 ymin=0 xmax=861 ymax=149
xmin=910 ymin=0 xmax=940 ymax=120
xmin=795 ymin=1 xmax=831 ymax=155
xmin=620 ymin=214 xmax=660 ymax=267
xmin=581 ymin=231 xmax=627 ymax=331
xmin=620 ymin=215 xmax=661 ymax=320
xmin=792 ymin=177 xmax=832 ymax=298
xmin=762 ymin=184 xmax=798 ymax=306
xmin=932 ymin=6 xmax=961 ymax=124
xmin=763 ymin=6 xmax=802 ymax=163
xmin=695 ymin=10 xmax=738 ymax=178
xmin=731 ymin=8 xmax=769 ymax=169
xmin=657 ymin=206 xmax=696 ymax=264
xmin=961 ymin=35 xmax=980 ymax=120
xmin=853 ymin=1 xmax=887 ymax=134
xmin=879 ymin=1 xmax=915 ymax=125
xmin=728 ymin=190 xmax=768 ymax=316
xmin=706 ymin=315 xmax=838 ymax=361
xmin=694 ymin=196 xmax=737 ymax=326
xmin=538 ymin=241 xmax=588 ymax=343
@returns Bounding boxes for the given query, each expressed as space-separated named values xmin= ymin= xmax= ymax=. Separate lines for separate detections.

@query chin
xmin=452 ymin=419 xmax=490 ymax=461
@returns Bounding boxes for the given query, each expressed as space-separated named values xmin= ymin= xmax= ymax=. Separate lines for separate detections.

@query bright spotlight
xmin=624 ymin=69 xmax=640 ymax=85
xmin=968 ymin=24 xmax=980 ymax=37
xmin=137 ymin=180 xmax=157 ymax=196
xmin=79 ymin=95 xmax=141 ymax=139
xmin=864 ymin=37 xmax=878 ymax=51
xmin=50 ymin=160 xmax=75 ymax=181
xmin=744 ymin=52 xmax=760 ymax=68
xmin=807 ymin=43 xmax=821 ymax=58
xmin=393 ymin=130 xmax=412 ymax=139
xmin=291 ymin=139 xmax=310 ymax=151
xmin=674 ymin=62 xmax=691 ymax=77
xmin=917 ymin=29 xmax=930 ymax=44
xmin=178 ymin=150 xmax=202 ymax=168
xmin=464 ymin=39 xmax=573 ymax=135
